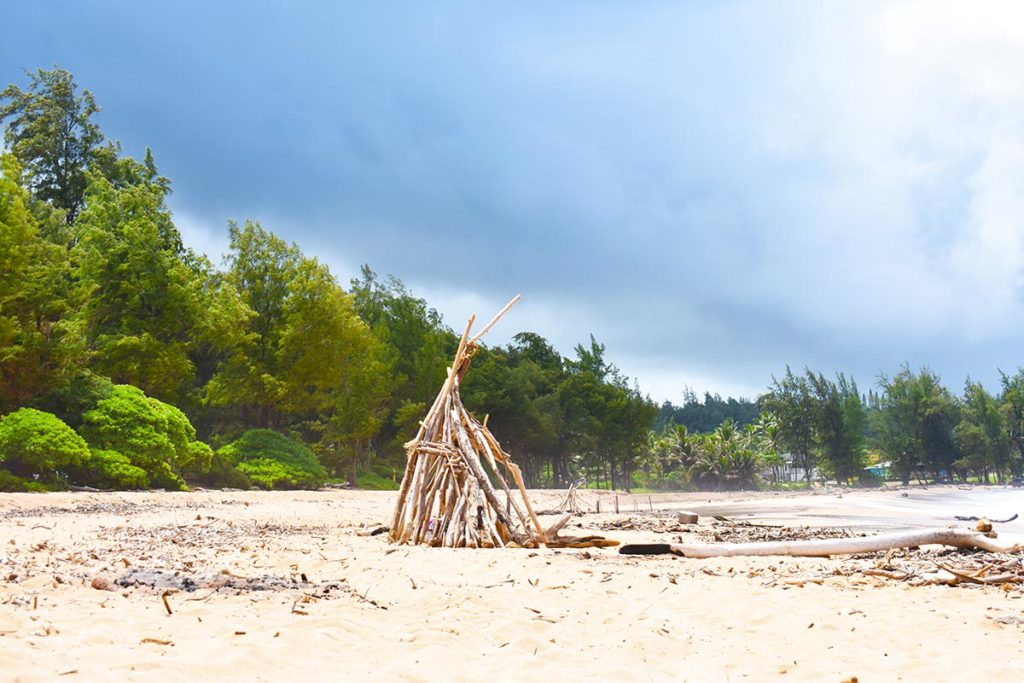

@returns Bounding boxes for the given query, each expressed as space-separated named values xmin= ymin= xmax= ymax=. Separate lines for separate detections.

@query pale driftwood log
xmin=620 ymin=528 xmax=1022 ymax=558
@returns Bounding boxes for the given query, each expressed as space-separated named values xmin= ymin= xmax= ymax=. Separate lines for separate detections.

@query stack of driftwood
xmin=555 ymin=481 xmax=585 ymax=515
xmin=389 ymin=296 xmax=550 ymax=548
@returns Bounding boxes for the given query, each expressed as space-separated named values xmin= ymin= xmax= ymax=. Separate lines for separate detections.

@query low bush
xmin=356 ymin=470 xmax=400 ymax=491
xmin=662 ymin=469 xmax=693 ymax=491
xmin=236 ymin=458 xmax=311 ymax=490
xmin=196 ymin=450 xmax=251 ymax=489
xmin=856 ymin=470 xmax=884 ymax=487
xmin=217 ymin=430 xmax=326 ymax=490
xmin=761 ymin=480 xmax=810 ymax=491
xmin=78 ymin=449 xmax=149 ymax=490
xmin=0 ymin=408 xmax=90 ymax=483
xmin=79 ymin=385 xmax=211 ymax=490
xmin=0 ymin=469 xmax=50 ymax=492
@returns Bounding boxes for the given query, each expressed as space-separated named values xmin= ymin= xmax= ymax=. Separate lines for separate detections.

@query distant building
xmin=762 ymin=454 xmax=819 ymax=483
xmin=864 ymin=461 xmax=891 ymax=479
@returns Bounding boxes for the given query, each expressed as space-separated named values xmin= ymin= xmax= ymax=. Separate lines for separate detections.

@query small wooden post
xmin=614 ymin=494 xmax=619 ymax=514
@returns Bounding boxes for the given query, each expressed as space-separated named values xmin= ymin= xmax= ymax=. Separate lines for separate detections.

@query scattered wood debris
xmin=536 ymin=481 xmax=590 ymax=516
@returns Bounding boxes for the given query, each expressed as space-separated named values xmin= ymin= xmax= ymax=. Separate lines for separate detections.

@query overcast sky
xmin=5 ymin=1 xmax=1024 ymax=403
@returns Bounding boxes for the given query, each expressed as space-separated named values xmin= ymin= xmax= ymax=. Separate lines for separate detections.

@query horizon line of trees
xmin=0 ymin=66 xmax=656 ymax=492
xmin=642 ymin=365 xmax=1024 ymax=491
xmin=3 ymin=67 xmax=1024 ymax=494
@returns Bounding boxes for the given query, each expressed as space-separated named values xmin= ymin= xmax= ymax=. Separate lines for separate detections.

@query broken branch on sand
xmin=954 ymin=513 xmax=1018 ymax=524
xmin=619 ymin=527 xmax=1021 ymax=558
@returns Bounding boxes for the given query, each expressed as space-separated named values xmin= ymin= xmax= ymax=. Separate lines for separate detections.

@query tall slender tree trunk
xmin=351 ymin=437 xmax=361 ymax=487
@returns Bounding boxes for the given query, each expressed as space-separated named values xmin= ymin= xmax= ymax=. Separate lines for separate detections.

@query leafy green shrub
xmin=0 ymin=408 xmax=90 ymax=482
xmin=79 ymin=384 xmax=212 ymax=490
xmin=356 ymin=470 xmax=399 ymax=490
xmin=762 ymin=480 xmax=810 ymax=491
xmin=78 ymin=449 xmax=149 ymax=489
xmin=182 ymin=440 xmax=214 ymax=478
xmin=0 ymin=469 xmax=51 ymax=492
xmin=236 ymin=458 xmax=306 ymax=489
xmin=217 ymin=429 xmax=326 ymax=490
xmin=196 ymin=450 xmax=251 ymax=489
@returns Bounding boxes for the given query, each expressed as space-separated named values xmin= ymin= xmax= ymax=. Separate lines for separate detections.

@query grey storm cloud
xmin=6 ymin=1 xmax=1024 ymax=402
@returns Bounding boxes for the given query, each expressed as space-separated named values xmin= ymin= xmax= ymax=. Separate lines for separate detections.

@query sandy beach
xmin=2 ymin=487 xmax=1023 ymax=682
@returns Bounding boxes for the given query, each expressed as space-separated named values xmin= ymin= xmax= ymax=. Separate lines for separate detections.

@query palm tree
xmin=688 ymin=419 xmax=760 ymax=491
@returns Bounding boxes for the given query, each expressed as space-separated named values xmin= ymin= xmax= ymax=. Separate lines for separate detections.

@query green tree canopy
xmin=208 ymin=223 xmax=388 ymax=479
xmin=806 ymin=371 xmax=866 ymax=484
xmin=687 ymin=419 xmax=760 ymax=491
xmin=72 ymin=174 xmax=248 ymax=408
xmin=349 ymin=266 xmax=453 ymax=457
xmin=762 ymin=368 xmax=817 ymax=482
xmin=654 ymin=389 xmax=760 ymax=434
xmin=0 ymin=67 xmax=103 ymax=223
xmin=207 ymin=221 xmax=302 ymax=428
xmin=73 ymin=176 xmax=196 ymax=402
xmin=999 ymin=368 xmax=1024 ymax=477
xmin=874 ymin=366 xmax=959 ymax=484
xmin=0 ymin=154 xmax=82 ymax=411
xmin=954 ymin=380 xmax=1008 ymax=483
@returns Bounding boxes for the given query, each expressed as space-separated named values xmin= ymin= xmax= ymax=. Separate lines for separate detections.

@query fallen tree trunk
xmin=619 ymin=528 xmax=1021 ymax=558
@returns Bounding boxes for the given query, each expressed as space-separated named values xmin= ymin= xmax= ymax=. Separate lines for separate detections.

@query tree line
xmin=642 ymin=365 xmax=1024 ymax=491
xmin=3 ymin=68 xmax=1024 ymax=493
xmin=0 ymin=67 xmax=656 ymax=491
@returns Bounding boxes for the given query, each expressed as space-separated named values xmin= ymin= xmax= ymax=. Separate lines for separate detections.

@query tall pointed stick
xmin=470 ymin=294 xmax=521 ymax=344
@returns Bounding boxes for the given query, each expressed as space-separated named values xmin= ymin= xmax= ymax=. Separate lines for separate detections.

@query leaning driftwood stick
xmin=470 ymin=294 xmax=521 ymax=344
xmin=544 ymin=513 xmax=572 ymax=539
xmin=450 ymin=408 xmax=516 ymax=532
xmin=619 ymin=528 xmax=1021 ymax=558
xmin=470 ymin=422 xmax=533 ymax=532
xmin=509 ymin=462 xmax=547 ymax=543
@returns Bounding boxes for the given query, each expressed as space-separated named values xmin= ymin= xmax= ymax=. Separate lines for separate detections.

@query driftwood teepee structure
xmin=389 ymin=296 xmax=549 ymax=548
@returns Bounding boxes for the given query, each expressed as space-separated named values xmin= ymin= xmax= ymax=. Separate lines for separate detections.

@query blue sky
xmin=5 ymin=1 xmax=1024 ymax=402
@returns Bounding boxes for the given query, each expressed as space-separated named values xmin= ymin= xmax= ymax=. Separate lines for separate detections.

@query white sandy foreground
xmin=2 ymin=487 xmax=1023 ymax=682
